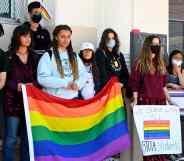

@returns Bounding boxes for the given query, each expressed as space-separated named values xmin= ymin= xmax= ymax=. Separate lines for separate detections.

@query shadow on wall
xmin=71 ymin=26 xmax=98 ymax=52
xmin=0 ymin=24 xmax=98 ymax=52
xmin=44 ymin=25 xmax=98 ymax=52
xmin=0 ymin=24 xmax=17 ymax=51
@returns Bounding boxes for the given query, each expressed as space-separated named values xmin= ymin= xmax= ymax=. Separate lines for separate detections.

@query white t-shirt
xmin=81 ymin=65 xmax=95 ymax=99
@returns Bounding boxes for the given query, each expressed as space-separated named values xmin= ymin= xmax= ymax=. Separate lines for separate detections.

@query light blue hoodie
xmin=37 ymin=49 xmax=88 ymax=99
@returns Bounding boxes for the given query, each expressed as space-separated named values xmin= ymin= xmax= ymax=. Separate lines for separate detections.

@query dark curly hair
xmin=99 ymin=28 xmax=120 ymax=54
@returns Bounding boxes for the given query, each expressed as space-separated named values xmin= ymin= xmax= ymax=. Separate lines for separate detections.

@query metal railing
xmin=0 ymin=0 xmax=28 ymax=23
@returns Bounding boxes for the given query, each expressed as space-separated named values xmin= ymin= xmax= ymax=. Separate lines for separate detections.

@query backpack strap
xmin=47 ymin=49 xmax=52 ymax=59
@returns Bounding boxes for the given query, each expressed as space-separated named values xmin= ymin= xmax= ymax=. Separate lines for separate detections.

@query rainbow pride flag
xmin=22 ymin=78 xmax=130 ymax=161
xmin=144 ymin=120 xmax=170 ymax=140
xmin=31 ymin=0 xmax=51 ymax=20
xmin=40 ymin=5 xmax=51 ymax=20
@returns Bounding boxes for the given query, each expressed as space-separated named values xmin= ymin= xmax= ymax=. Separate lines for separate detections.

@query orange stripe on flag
xmin=144 ymin=120 xmax=169 ymax=125
xmin=144 ymin=124 xmax=170 ymax=127
xmin=28 ymin=94 xmax=123 ymax=118
xmin=41 ymin=6 xmax=51 ymax=20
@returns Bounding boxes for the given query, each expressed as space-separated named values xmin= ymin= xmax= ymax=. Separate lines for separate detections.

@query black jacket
xmin=95 ymin=49 xmax=129 ymax=88
xmin=24 ymin=22 xmax=51 ymax=51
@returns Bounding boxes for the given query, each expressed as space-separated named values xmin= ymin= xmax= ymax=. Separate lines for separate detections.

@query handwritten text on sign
xmin=133 ymin=105 xmax=182 ymax=156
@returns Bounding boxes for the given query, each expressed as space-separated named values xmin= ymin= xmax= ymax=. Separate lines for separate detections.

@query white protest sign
xmin=133 ymin=105 xmax=182 ymax=156
xmin=168 ymin=90 xmax=184 ymax=116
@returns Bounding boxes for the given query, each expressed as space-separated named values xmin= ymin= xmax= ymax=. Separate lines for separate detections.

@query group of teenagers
xmin=0 ymin=1 xmax=184 ymax=161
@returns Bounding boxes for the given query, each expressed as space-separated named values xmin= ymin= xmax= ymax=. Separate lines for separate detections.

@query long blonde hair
xmin=136 ymin=35 xmax=166 ymax=75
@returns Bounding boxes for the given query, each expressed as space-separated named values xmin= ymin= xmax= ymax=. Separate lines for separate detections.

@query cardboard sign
xmin=169 ymin=90 xmax=184 ymax=116
xmin=133 ymin=105 xmax=182 ymax=156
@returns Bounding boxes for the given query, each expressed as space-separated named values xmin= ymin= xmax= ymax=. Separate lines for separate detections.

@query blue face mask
xmin=106 ymin=39 xmax=116 ymax=49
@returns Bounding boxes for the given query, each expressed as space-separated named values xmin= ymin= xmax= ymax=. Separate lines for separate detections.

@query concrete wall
xmin=54 ymin=0 xmax=98 ymax=52
xmin=133 ymin=0 xmax=169 ymax=35
xmin=0 ymin=24 xmax=16 ymax=51
xmin=54 ymin=0 xmax=169 ymax=64
xmin=0 ymin=0 xmax=169 ymax=55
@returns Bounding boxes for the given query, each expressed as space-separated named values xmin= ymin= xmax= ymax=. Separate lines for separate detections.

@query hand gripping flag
xmin=22 ymin=77 xmax=130 ymax=161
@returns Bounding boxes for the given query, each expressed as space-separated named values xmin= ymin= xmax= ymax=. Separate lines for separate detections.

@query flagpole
xmin=22 ymin=84 xmax=35 ymax=161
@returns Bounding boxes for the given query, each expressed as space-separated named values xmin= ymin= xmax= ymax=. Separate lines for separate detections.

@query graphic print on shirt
xmin=62 ymin=58 xmax=73 ymax=78
xmin=110 ymin=57 xmax=122 ymax=72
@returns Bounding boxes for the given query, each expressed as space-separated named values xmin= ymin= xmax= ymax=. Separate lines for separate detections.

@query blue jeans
xmin=3 ymin=116 xmax=30 ymax=161
xmin=0 ymin=102 xmax=4 ymax=139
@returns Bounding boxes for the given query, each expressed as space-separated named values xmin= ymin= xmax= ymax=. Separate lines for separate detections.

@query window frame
xmin=169 ymin=19 xmax=184 ymax=53
xmin=0 ymin=0 xmax=28 ymax=25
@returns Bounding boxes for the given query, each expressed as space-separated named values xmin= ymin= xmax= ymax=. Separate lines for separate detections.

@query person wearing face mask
xmin=167 ymin=50 xmax=184 ymax=89
xmin=23 ymin=1 xmax=51 ymax=57
xmin=95 ymin=29 xmax=129 ymax=161
xmin=95 ymin=28 xmax=129 ymax=89
xmin=129 ymin=35 xmax=172 ymax=161
xmin=79 ymin=42 xmax=100 ymax=99
xmin=166 ymin=50 xmax=184 ymax=161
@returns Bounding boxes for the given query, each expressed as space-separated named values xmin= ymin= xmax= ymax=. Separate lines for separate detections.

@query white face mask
xmin=172 ymin=59 xmax=182 ymax=66
xmin=106 ymin=39 xmax=116 ymax=49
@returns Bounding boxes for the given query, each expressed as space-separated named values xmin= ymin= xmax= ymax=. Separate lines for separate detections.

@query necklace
xmin=86 ymin=65 xmax=92 ymax=73
xmin=111 ymin=55 xmax=122 ymax=71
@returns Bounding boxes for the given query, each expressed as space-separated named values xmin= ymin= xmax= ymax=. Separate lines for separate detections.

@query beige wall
xmin=54 ymin=0 xmax=132 ymax=53
xmin=0 ymin=0 xmax=169 ymax=54
xmin=133 ymin=0 xmax=169 ymax=35
xmin=54 ymin=0 xmax=99 ymax=51
xmin=55 ymin=0 xmax=97 ymax=27
xmin=54 ymin=0 xmax=168 ymax=55
xmin=71 ymin=26 xmax=98 ymax=52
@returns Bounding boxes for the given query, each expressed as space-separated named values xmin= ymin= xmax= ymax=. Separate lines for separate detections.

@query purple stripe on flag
xmin=169 ymin=93 xmax=184 ymax=97
xmin=35 ymin=134 xmax=130 ymax=161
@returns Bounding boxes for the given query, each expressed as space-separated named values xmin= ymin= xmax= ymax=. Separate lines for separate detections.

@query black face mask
xmin=31 ymin=13 xmax=42 ymax=23
xmin=150 ymin=45 xmax=161 ymax=54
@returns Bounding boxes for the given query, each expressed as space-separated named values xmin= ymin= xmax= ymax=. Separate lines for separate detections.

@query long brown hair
xmin=137 ymin=35 xmax=166 ymax=75
xmin=99 ymin=28 xmax=120 ymax=54
xmin=9 ymin=24 xmax=31 ymax=53
xmin=52 ymin=25 xmax=79 ymax=80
